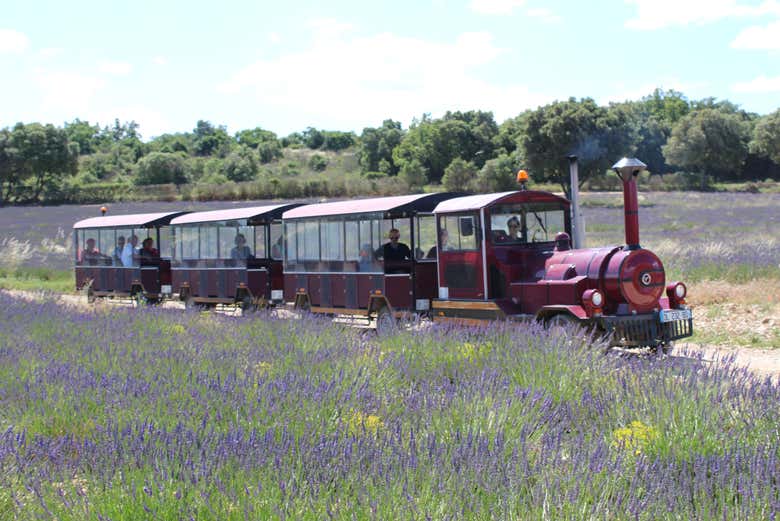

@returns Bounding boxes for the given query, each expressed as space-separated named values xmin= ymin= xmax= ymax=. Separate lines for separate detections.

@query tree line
xmin=1 ymin=89 xmax=778 ymax=205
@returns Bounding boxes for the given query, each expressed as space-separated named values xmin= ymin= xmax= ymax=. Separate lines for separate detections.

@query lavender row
xmin=1 ymin=293 xmax=779 ymax=518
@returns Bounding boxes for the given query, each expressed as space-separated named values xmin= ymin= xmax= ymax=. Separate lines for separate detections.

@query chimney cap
xmin=612 ymin=157 xmax=646 ymax=172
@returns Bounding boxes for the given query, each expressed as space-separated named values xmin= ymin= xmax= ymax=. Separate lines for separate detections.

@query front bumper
xmin=598 ymin=311 xmax=693 ymax=347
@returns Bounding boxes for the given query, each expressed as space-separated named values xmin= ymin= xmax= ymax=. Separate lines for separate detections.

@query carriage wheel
xmin=184 ymin=295 xmax=198 ymax=310
xmin=545 ymin=314 xmax=583 ymax=339
xmin=240 ymin=295 xmax=257 ymax=314
xmin=375 ymin=306 xmax=397 ymax=336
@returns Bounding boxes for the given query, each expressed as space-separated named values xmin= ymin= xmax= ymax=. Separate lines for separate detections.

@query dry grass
xmin=688 ymin=279 xmax=780 ymax=306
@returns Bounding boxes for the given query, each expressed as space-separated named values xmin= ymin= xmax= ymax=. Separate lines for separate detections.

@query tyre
xmin=375 ymin=306 xmax=397 ymax=336
xmin=240 ymin=295 xmax=256 ymax=313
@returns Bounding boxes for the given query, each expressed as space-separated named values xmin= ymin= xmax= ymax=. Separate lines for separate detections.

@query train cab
xmin=169 ymin=204 xmax=301 ymax=309
xmin=431 ymin=190 xmax=571 ymax=323
xmin=281 ymin=193 xmax=459 ymax=323
xmin=73 ymin=211 xmax=188 ymax=302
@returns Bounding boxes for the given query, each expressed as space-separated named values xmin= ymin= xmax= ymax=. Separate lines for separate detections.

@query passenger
xmin=139 ymin=237 xmax=159 ymax=258
xmin=270 ymin=236 xmax=283 ymax=259
xmin=113 ymin=236 xmax=125 ymax=265
xmin=506 ymin=216 xmax=521 ymax=240
xmin=121 ymin=235 xmax=139 ymax=266
xmin=231 ymin=233 xmax=254 ymax=260
xmin=378 ymin=228 xmax=412 ymax=262
xmin=358 ymin=244 xmax=374 ymax=271
xmin=80 ymin=238 xmax=106 ymax=264
xmin=427 ymin=229 xmax=449 ymax=259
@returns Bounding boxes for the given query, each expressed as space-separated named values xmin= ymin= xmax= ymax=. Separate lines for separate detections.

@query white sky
xmin=1 ymin=0 xmax=778 ymax=139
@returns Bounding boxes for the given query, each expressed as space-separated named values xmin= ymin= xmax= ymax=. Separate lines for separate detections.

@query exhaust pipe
xmin=567 ymin=156 xmax=585 ymax=249
xmin=612 ymin=157 xmax=646 ymax=250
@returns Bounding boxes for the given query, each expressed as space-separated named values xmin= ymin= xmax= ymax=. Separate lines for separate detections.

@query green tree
xmin=308 ymin=154 xmax=328 ymax=172
xmin=394 ymin=111 xmax=498 ymax=184
xmin=442 ymin=158 xmax=476 ymax=191
xmin=8 ymin=123 xmax=79 ymax=202
xmin=134 ymin=152 xmax=190 ymax=185
xmin=193 ymin=120 xmax=231 ymax=157
xmin=302 ymin=127 xmax=324 ymax=149
xmin=359 ymin=120 xmax=404 ymax=175
xmin=663 ymin=108 xmax=751 ymax=180
xmin=63 ymin=119 xmax=103 ymax=155
xmin=750 ymin=109 xmax=780 ymax=165
xmin=0 ymin=128 xmax=18 ymax=205
xmin=235 ymin=127 xmax=279 ymax=149
xmin=148 ymin=133 xmax=191 ymax=154
xmin=398 ymin=158 xmax=428 ymax=190
xmin=222 ymin=145 xmax=258 ymax=182
xmin=476 ymin=154 xmax=520 ymax=192
xmin=518 ymin=98 xmax=635 ymax=197
xmin=640 ymin=88 xmax=690 ymax=126
xmin=321 ymin=131 xmax=356 ymax=151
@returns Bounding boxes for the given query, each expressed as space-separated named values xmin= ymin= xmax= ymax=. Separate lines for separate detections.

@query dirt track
xmin=4 ymin=288 xmax=779 ymax=380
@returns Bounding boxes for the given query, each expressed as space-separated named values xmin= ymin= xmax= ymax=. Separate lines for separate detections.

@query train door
xmin=437 ymin=212 xmax=485 ymax=299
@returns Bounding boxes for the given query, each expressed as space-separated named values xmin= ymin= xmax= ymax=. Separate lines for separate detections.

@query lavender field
xmin=1 ymin=293 xmax=780 ymax=519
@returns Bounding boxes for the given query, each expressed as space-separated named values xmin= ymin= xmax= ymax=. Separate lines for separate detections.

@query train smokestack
xmin=567 ymin=155 xmax=585 ymax=249
xmin=612 ymin=157 xmax=646 ymax=250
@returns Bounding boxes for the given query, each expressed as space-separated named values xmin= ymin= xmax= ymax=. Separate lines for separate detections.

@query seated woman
xmin=427 ymin=229 xmax=450 ymax=259
xmin=231 ymin=234 xmax=254 ymax=260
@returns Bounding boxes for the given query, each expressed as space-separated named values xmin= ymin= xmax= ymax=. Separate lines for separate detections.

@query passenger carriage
xmin=169 ymin=204 xmax=301 ymax=310
xmin=281 ymin=193 xmax=458 ymax=328
xmin=73 ymin=211 xmax=187 ymax=303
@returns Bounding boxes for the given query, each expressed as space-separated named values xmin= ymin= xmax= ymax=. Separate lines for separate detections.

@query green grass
xmin=0 ymin=267 xmax=73 ymax=293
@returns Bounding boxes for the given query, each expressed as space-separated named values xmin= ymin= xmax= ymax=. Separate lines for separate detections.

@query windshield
xmin=490 ymin=203 xmax=567 ymax=244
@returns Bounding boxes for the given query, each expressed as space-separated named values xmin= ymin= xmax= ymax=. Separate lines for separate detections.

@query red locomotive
xmin=429 ymin=158 xmax=692 ymax=349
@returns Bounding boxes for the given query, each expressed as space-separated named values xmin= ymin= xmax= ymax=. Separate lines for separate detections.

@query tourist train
xmin=73 ymin=158 xmax=693 ymax=350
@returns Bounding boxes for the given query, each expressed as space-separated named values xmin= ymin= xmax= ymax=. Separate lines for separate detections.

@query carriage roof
xmin=283 ymin=193 xmax=458 ymax=220
xmin=433 ymin=191 xmax=570 ymax=213
xmin=170 ymin=203 xmax=302 ymax=225
xmin=73 ymin=211 xmax=188 ymax=229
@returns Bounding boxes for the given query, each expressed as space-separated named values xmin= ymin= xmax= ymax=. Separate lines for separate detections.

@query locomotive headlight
xmin=666 ymin=282 xmax=687 ymax=307
xmin=582 ymin=289 xmax=604 ymax=316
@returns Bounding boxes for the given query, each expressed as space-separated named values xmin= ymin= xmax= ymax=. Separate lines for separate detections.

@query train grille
xmin=601 ymin=314 xmax=693 ymax=347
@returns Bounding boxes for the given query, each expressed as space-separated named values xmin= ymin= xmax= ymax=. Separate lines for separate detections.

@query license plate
xmin=660 ymin=308 xmax=692 ymax=323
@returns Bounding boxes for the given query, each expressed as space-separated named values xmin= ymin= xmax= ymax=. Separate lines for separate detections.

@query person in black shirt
xmin=379 ymin=228 xmax=411 ymax=262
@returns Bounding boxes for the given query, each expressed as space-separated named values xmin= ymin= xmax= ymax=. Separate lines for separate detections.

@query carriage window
xmin=76 ymin=229 xmax=100 ymax=265
xmin=321 ymin=220 xmax=344 ymax=262
xmin=416 ymin=215 xmax=436 ymax=260
xmin=218 ymin=225 xmax=234 ymax=259
xmin=491 ymin=203 xmax=567 ymax=244
xmin=300 ymin=220 xmax=320 ymax=262
xmin=359 ymin=219 xmax=380 ymax=255
xmin=200 ymin=226 xmax=218 ymax=259
xmin=255 ymin=226 xmax=267 ymax=259
xmin=99 ymin=229 xmax=116 ymax=263
xmin=159 ymin=227 xmax=172 ymax=258
xmin=440 ymin=215 xmax=478 ymax=251
xmin=380 ymin=219 xmax=411 ymax=248
xmin=285 ymin=221 xmax=298 ymax=268
xmin=269 ymin=222 xmax=282 ymax=260
xmin=345 ymin=220 xmax=359 ymax=261
xmin=179 ymin=226 xmax=199 ymax=259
